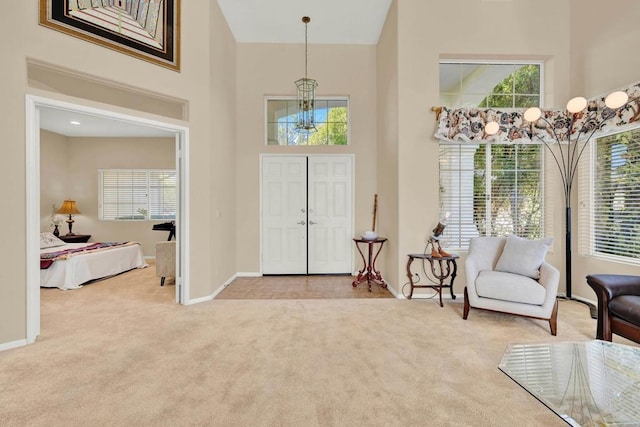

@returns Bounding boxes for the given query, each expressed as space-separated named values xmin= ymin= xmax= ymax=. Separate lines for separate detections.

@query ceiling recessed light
xmin=70 ymin=120 xmax=81 ymax=125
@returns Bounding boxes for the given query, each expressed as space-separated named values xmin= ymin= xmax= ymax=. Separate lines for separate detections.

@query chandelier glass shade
xmin=295 ymin=16 xmax=318 ymax=134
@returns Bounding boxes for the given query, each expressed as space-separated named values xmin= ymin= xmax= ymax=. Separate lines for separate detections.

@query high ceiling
xmin=216 ymin=0 xmax=393 ymax=44
xmin=40 ymin=1 xmax=394 ymax=138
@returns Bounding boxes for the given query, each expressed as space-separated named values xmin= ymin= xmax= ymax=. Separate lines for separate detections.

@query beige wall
xmin=234 ymin=43 xmax=378 ymax=274
xmin=376 ymin=1 xmax=400 ymax=293
xmin=209 ymin=1 xmax=238 ymax=284
xmin=40 ymin=133 xmax=176 ymax=256
xmin=570 ymin=0 xmax=640 ymax=97
xmin=0 ymin=1 xmax=237 ymax=346
xmin=40 ymin=130 xmax=68 ymax=232
xmin=392 ymin=0 xmax=572 ymax=295
xmin=570 ymin=0 xmax=640 ymax=300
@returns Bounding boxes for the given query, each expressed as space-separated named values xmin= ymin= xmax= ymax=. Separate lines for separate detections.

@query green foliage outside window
xmin=266 ymin=99 xmax=348 ymax=146
xmin=595 ymin=129 xmax=640 ymax=259
xmin=474 ymin=64 xmax=543 ymax=239
xmin=307 ymin=107 xmax=348 ymax=145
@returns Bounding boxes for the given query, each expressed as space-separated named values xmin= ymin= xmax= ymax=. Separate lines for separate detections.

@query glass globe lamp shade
xmin=484 ymin=121 xmax=500 ymax=135
xmin=566 ymin=97 xmax=587 ymax=113
xmin=524 ymin=107 xmax=542 ymax=122
xmin=604 ymin=91 xmax=629 ymax=109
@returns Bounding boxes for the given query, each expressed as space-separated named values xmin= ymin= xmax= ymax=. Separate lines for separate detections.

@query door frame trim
xmin=26 ymin=94 xmax=190 ymax=343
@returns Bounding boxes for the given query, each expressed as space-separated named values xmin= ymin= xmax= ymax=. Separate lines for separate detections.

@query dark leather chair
xmin=586 ymin=274 xmax=640 ymax=344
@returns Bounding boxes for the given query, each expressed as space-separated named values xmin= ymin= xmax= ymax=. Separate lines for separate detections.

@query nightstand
xmin=58 ymin=234 xmax=91 ymax=243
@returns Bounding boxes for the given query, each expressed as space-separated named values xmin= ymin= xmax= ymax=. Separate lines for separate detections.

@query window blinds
xmin=583 ymin=129 xmax=640 ymax=263
xmin=99 ymin=169 xmax=176 ymax=220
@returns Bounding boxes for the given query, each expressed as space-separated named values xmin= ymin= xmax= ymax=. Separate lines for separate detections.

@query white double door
xmin=261 ymin=155 xmax=353 ymax=275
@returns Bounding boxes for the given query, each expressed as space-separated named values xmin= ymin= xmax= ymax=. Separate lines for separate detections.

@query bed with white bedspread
xmin=40 ymin=232 xmax=147 ymax=290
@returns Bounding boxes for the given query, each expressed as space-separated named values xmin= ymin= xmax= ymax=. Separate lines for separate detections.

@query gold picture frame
xmin=39 ymin=0 xmax=180 ymax=71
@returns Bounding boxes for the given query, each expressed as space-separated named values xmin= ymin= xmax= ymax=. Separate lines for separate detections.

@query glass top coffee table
xmin=499 ymin=340 xmax=640 ymax=426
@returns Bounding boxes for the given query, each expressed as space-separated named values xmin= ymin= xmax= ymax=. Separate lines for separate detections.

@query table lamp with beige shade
xmin=56 ymin=200 xmax=81 ymax=236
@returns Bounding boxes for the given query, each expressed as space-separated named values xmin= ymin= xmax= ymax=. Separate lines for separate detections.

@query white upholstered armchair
xmin=155 ymin=241 xmax=176 ymax=286
xmin=463 ymin=236 xmax=560 ymax=335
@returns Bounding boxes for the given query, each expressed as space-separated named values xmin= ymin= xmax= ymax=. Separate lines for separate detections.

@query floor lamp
xmin=486 ymin=90 xmax=633 ymax=316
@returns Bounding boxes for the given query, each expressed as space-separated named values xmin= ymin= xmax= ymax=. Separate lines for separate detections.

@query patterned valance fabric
xmin=434 ymin=82 xmax=640 ymax=144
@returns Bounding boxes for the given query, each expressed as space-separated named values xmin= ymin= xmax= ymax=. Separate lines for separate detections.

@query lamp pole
xmin=484 ymin=91 xmax=633 ymax=316
xmin=521 ymin=91 xmax=631 ymax=314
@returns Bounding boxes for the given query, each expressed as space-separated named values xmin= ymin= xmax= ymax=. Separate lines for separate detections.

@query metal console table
xmin=406 ymin=253 xmax=459 ymax=307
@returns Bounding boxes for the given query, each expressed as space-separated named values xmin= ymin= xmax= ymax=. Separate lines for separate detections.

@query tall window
xmin=439 ymin=61 xmax=543 ymax=249
xmin=266 ymin=97 xmax=349 ymax=146
xmin=586 ymin=128 xmax=640 ymax=263
xmin=99 ymin=169 xmax=176 ymax=221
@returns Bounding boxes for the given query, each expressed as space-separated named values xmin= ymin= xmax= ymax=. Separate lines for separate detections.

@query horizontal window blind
xmin=439 ymin=61 xmax=544 ymax=250
xmin=439 ymin=143 xmax=543 ymax=250
xmin=439 ymin=144 xmax=481 ymax=249
xmin=99 ymin=169 xmax=176 ymax=221
xmin=149 ymin=170 xmax=177 ymax=220
xmin=589 ymin=128 xmax=640 ymax=263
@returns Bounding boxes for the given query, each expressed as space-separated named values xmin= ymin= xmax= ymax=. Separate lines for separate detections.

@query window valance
xmin=434 ymin=82 xmax=640 ymax=144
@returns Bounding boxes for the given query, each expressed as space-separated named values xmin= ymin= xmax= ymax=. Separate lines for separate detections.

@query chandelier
xmin=295 ymin=16 xmax=318 ymax=134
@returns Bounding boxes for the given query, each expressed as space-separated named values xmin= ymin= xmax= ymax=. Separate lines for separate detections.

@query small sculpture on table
xmin=427 ymin=214 xmax=451 ymax=258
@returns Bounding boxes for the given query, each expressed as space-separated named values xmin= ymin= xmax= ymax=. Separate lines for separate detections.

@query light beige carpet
xmin=1 ymin=265 xmax=637 ymax=426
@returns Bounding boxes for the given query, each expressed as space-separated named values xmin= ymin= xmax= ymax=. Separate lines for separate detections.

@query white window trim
xmin=578 ymin=127 xmax=640 ymax=266
xmin=439 ymin=60 xmax=546 ymax=250
xmin=264 ymin=96 xmax=351 ymax=146
xmin=99 ymin=168 xmax=177 ymax=221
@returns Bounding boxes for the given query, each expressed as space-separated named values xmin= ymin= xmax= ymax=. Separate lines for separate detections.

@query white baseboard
xmin=185 ymin=294 xmax=213 ymax=305
xmin=385 ymin=284 xmax=401 ymax=298
xmin=0 ymin=339 xmax=27 ymax=352
xmin=236 ymin=272 xmax=261 ymax=277
xmin=403 ymin=292 xmax=464 ymax=302
xmin=185 ymin=272 xmax=245 ymax=305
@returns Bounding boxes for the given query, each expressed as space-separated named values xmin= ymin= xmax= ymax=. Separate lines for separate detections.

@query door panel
xmin=308 ymin=156 xmax=353 ymax=274
xmin=262 ymin=157 xmax=307 ymax=274
xmin=262 ymin=155 xmax=353 ymax=275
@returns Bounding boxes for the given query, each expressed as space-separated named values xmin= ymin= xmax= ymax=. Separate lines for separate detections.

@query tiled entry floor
xmin=215 ymin=275 xmax=394 ymax=299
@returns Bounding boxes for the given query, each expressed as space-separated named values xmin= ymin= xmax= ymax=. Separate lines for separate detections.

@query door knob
xmin=297 ymin=221 xmax=306 ymax=225
xmin=309 ymin=220 xmax=317 ymax=225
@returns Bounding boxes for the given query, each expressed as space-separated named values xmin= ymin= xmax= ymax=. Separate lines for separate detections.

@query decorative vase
xmin=53 ymin=225 xmax=60 ymax=237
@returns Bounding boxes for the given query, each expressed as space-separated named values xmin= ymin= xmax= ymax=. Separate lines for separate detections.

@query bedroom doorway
xmin=26 ymin=95 xmax=190 ymax=343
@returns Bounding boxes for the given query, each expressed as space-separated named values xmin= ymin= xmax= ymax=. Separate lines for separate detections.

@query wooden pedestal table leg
xmin=427 ymin=258 xmax=452 ymax=308
xmin=406 ymin=256 xmax=416 ymax=299
xmin=370 ymin=240 xmax=387 ymax=290
xmin=352 ymin=240 xmax=367 ymax=288
xmin=447 ymin=258 xmax=458 ymax=300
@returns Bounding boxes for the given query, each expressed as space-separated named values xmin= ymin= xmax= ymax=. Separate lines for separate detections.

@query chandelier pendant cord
xmin=304 ymin=19 xmax=308 ymax=82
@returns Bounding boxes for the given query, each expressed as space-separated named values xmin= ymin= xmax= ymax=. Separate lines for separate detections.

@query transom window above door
xmin=265 ymin=97 xmax=349 ymax=146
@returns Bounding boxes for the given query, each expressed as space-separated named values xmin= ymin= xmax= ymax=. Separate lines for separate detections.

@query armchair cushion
xmin=476 ymin=270 xmax=546 ymax=305
xmin=155 ymin=241 xmax=176 ymax=278
xmin=495 ymin=235 xmax=552 ymax=279
xmin=586 ymin=274 xmax=640 ymax=343
xmin=464 ymin=236 xmax=560 ymax=335
xmin=609 ymin=295 xmax=640 ymax=326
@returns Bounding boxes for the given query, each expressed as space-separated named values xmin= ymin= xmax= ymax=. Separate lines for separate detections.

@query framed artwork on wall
xmin=39 ymin=0 xmax=180 ymax=71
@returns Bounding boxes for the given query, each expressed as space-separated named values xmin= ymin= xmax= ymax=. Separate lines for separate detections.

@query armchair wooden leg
xmin=463 ymin=287 xmax=470 ymax=319
xmin=160 ymin=277 xmax=166 ymax=287
xmin=549 ymin=300 xmax=558 ymax=336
